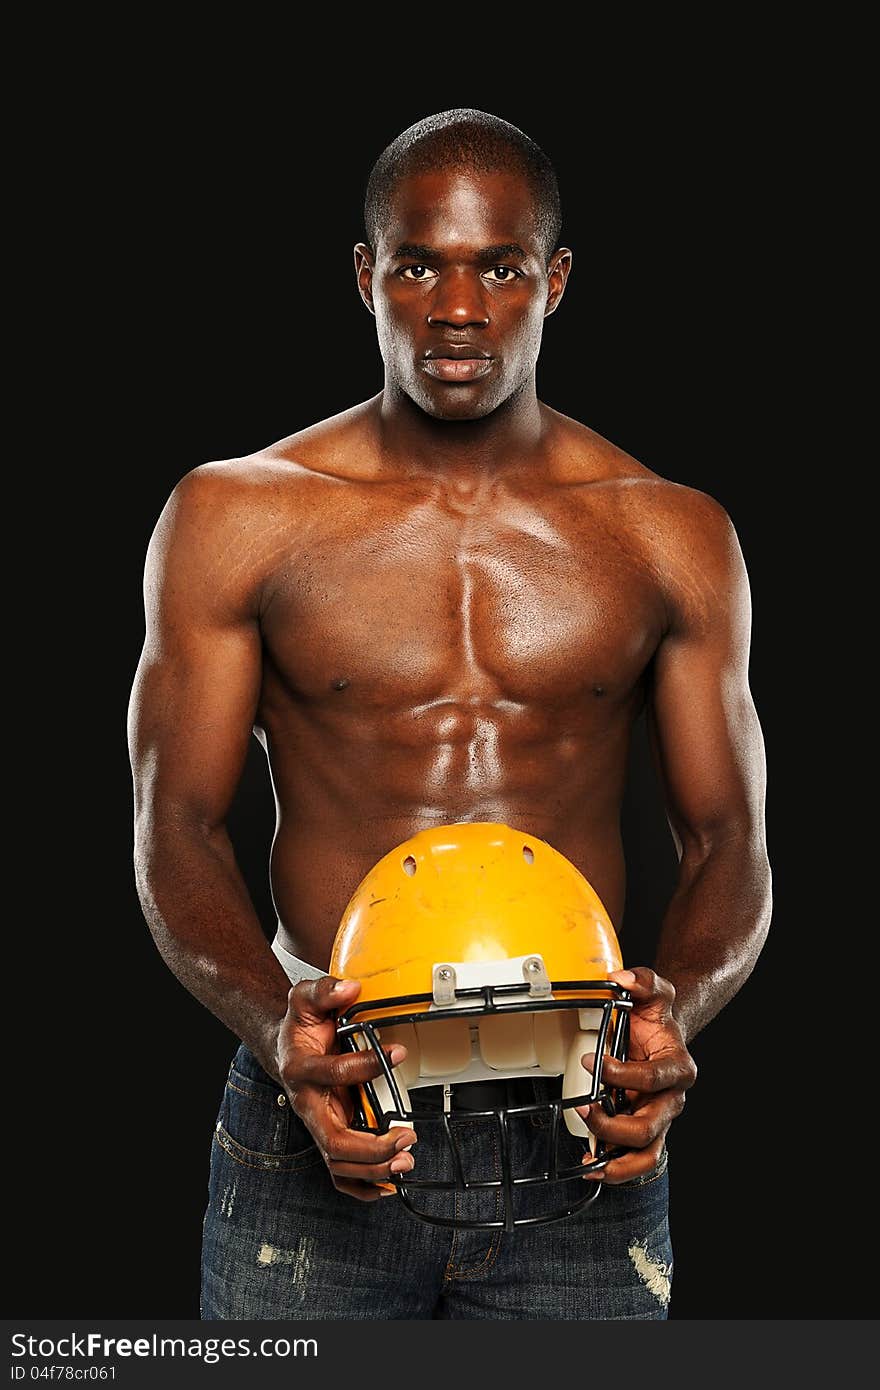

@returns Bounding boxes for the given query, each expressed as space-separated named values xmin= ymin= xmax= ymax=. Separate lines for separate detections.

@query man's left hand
xmin=577 ymin=966 xmax=697 ymax=1184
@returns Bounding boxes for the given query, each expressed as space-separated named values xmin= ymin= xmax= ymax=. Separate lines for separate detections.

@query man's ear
xmin=544 ymin=248 xmax=573 ymax=318
xmin=354 ymin=242 xmax=376 ymax=317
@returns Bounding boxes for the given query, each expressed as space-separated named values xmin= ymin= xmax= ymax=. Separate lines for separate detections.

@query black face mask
xmin=337 ymin=980 xmax=632 ymax=1234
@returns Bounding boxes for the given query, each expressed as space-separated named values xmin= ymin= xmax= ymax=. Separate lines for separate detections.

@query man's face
xmin=355 ymin=168 xmax=571 ymax=422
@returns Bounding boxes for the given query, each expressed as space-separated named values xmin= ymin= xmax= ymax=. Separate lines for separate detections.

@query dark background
xmin=18 ymin=69 xmax=861 ymax=1319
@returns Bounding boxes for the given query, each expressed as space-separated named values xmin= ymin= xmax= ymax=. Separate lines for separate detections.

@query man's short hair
xmin=364 ymin=108 xmax=562 ymax=266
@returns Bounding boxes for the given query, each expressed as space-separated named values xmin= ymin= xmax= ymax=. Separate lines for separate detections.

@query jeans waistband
xmin=270 ymin=932 xmax=328 ymax=985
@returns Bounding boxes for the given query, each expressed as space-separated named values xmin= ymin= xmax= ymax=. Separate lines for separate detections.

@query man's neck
xmin=373 ymin=381 xmax=547 ymax=480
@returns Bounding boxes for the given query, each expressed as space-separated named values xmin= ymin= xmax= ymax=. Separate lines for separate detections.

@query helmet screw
xmin=437 ymin=967 xmax=453 ymax=981
xmin=525 ymin=958 xmax=542 ymax=973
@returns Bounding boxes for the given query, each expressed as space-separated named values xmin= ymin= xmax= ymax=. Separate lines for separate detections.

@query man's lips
xmin=420 ymin=357 xmax=494 ymax=382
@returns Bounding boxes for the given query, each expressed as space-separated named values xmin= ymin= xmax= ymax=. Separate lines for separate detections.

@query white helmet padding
xmin=353 ymin=956 xmax=616 ymax=1148
xmin=372 ymin=1012 xmax=604 ymax=1144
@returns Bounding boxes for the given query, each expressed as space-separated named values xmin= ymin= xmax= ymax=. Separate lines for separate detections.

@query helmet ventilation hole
xmin=522 ymin=845 xmax=535 ymax=864
xmin=402 ymin=855 xmax=417 ymax=876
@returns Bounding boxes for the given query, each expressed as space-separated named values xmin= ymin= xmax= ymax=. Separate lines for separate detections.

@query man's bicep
xmin=130 ymin=623 xmax=262 ymax=829
xmin=128 ymin=471 xmax=264 ymax=830
xmin=646 ymin=511 xmax=767 ymax=855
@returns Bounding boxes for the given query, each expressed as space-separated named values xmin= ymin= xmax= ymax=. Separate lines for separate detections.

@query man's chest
xmin=259 ymin=482 xmax=667 ymax=709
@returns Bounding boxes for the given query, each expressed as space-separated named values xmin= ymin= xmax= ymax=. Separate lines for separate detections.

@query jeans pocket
xmin=213 ymin=1064 xmax=322 ymax=1173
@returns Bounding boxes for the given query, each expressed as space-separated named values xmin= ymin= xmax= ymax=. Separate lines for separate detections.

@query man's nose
xmin=426 ymin=270 xmax=490 ymax=328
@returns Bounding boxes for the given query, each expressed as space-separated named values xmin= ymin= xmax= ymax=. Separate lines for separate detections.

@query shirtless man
xmin=128 ymin=109 xmax=771 ymax=1320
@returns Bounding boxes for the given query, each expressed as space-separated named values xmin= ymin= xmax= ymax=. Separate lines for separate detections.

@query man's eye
xmin=400 ymin=264 xmax=438 ymax=281
xmin=483 ymin=266 xmax=520 ymax=282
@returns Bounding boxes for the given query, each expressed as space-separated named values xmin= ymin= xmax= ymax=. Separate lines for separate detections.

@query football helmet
xmin=331 ymin=821 xmax=632 ymax=1233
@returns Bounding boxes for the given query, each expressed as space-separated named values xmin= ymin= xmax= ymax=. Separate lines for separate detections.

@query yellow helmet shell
xmin=330 ymin=821 xmax=622 ymax=1011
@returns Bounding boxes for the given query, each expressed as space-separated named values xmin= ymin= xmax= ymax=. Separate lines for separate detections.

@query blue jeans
xmin=200 ymin=1042 xmax=673 ymax=1320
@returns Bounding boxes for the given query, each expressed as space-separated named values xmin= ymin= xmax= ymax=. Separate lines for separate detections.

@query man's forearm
xmin=134 ymin=816 xmax=291 ymax=1082
xmin=652 ymin=831 xmax=772 ymax=1044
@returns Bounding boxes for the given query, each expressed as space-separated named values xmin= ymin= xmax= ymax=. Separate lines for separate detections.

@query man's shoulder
xmin=605 ymin=468 xmax=744 ymax=626
xmin=555 ymin=414 xmax=734 ymax=537
xmin=622 ymin=473 xmax=734 ymax=543
xmin=172 ymin=452 xmax=302 ymax=505
xmin=174 ymin=400 xmax=378 ymax=506
xmin=610 ymin=468 xmax=738 ymax=587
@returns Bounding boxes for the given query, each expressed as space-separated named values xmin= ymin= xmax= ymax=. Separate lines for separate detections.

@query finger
xmin=608 ymin=966 xmax=674 ymax=1007
xmin=288 ymin=1042 xmax=409 ymax=1091
xmin=584 ymin=1050 xmax=696 ymax=1094
xmin=329 ymin=1150 xmax=416 ymax=1184
xmin=584 ymin=1137 xmax=665 ymax=1186
xmin=576 ymin=1095 xmax=679 ymax=1149
xmin=288 ymin=975 xmax=361 ymax=1025
xmin=320 ymin=1124 xmax=418 ymax=1167
xmin=295 ymin=1094 xmax=417 ymax=1165
xmin=331 ymin=1175 xmax=397 ymax=1202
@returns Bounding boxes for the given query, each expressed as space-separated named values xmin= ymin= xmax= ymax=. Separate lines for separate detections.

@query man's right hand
xmin=276 ymin=975 xmax=417 ymax=1201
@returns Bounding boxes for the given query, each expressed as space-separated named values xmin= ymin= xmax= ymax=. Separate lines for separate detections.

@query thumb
xmin=288 ymin=975 xmax=361 ymax=1025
